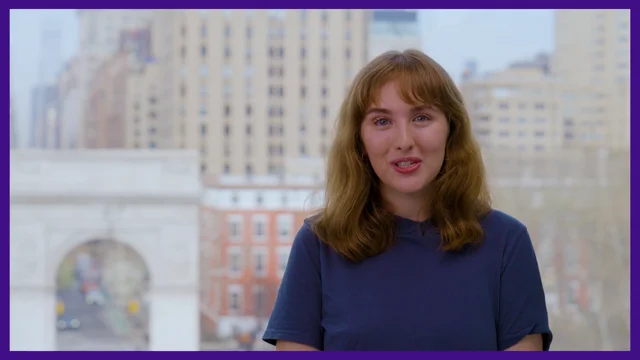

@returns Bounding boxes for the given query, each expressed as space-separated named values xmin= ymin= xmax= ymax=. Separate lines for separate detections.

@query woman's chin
xmin=387 ymin=182 xmax=431 ymax=197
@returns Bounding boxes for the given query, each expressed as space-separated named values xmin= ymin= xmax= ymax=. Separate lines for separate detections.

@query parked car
xmin=56 ymin=314 xmax=80 ymax=331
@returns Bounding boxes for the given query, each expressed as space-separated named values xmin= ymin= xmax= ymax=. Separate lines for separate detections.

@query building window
xmin=276 ymin=246 xmax=291 ymax=277
xmin=228 ymin=215 xmax=243 ymax=241
xmin=227 ymin=284 xmax=243 ymax=314
xmin=277 ymin=214 xmax=294 ymax=242
xmin=227 ymin=247 xmax=244 ymax=277
xmin=253 ymin=285 xmax=266 ymax=317
xmin=252 ymin=247 xmax=268 ymax=278
xmin=245 ymin=66 xmax=253 ymax=78
xmin=252 ymin=214 xmax=267 ymax=241
xmin=223 ymin=65 xmax=232 ymax=78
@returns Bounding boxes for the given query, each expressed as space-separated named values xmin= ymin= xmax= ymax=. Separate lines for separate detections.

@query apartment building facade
xmin=199 ymin=177 xmax=324 ymax=338
xmin=554 ymin=10 xmax=630 ymax=150
xmin=461 ymin=10 xmax=629 ymax=153
xmin=85 ymin=28 xmax=152 ymax=148
xmin=460 ymin=62 xmax=564 ymax=153
xmin=125 ymin=10 xmax=370 ymax=177
xmin=72 ymin=10 xmax=154 ymax=149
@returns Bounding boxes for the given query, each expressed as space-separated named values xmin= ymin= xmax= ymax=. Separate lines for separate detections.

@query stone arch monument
xmin=10 ymin=150 xmax=202 ymax=351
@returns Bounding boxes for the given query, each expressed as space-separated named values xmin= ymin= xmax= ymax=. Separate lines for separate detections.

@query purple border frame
xmin=6 ymin=1 xmax=635 ymax=357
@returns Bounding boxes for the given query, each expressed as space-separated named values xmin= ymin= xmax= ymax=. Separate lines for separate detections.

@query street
xmin=56 ymin=287 xmax=147 ymax=350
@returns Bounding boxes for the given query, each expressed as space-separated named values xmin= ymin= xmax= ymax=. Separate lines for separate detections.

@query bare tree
xmin=484 ymin=148 xmax=630 ymax=350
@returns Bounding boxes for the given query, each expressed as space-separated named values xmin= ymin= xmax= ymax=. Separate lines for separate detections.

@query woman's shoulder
xmin=479 ymin=209 xmax=531 ymax=251
xmin=481 ymin=208 xmax=527 ymax=233
xmin=291 ymin=213 xmax=325 ymax=251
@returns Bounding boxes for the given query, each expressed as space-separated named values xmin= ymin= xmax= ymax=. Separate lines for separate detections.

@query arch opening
xmin=55 ymin=238 xmax=151 ymax=351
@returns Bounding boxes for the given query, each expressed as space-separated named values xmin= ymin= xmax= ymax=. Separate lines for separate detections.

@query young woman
xmin=262 ymin=49 xmax=552 ymax=351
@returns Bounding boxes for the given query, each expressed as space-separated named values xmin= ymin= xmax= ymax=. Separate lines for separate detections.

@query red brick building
xmin=199 ymin=180 xmax=323 ymax=338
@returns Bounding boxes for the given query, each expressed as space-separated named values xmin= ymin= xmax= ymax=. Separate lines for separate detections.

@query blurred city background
xmin=9 ymin=9 xmax=629 ymax=351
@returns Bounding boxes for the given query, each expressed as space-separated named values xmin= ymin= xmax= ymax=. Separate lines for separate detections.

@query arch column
xmin=148 ymin=285 xmax=200 ymax=351
xmin=10 ymin=286 xmax=56 ymax=351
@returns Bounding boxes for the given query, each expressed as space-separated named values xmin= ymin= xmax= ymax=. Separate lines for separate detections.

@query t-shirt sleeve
xmin=497 ymin=227 xmax=553 ymax=351
xmin=262 ymin=221 xmax=324 ymax=350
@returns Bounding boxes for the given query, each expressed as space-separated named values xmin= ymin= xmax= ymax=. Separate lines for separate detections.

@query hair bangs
xmin=350 ymin=51 xmax=453 ymax=123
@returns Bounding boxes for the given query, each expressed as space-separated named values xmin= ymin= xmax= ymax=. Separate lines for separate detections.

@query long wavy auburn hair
xmin=310 ymin=49 xmax=492 ymax=263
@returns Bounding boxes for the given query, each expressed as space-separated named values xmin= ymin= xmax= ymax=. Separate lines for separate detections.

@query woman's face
xmin=360 ymin=80 xmax=449 ymax=201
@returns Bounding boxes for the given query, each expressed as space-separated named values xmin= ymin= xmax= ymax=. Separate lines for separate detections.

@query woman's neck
xmin=380 ymin=186 xmax=431 ymax=222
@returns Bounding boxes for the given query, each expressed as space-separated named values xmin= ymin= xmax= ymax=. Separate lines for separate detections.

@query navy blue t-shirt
xmin=263 ymin=209 xmax=553 ymax=351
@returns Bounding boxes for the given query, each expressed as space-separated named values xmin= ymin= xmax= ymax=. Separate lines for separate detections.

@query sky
xmin=9 ymin=9 xmax=555 ymax=148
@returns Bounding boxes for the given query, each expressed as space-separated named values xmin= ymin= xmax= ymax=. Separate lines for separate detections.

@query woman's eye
xmin=374 ymin=118 xmax=390 ymax=126
xmin=415 ymin=114 xmax=430 ymax=122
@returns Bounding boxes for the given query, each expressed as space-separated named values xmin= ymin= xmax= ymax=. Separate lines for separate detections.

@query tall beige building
xmin=554 ymin=9 xmax=630 ymax=150
xmin=124 ymin=10 xmax=370 ymax=179
xmin=460 ymin=58 xmax=564 ymax=153
xmin=461 ymin=10 xmax=630 ymax=152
